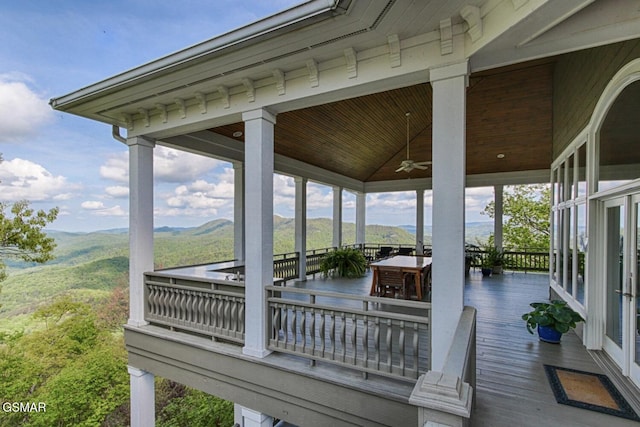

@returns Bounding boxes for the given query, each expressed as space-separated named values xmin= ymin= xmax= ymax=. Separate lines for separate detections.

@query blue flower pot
xmin=538 ymin=325 xmax=562 ymax=343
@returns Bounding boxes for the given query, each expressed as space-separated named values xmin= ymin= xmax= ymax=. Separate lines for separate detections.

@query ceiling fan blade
xmin=413 ymin=164 xmax=429 ymax=170
xmin=415 ymin=161 xmax=432 ymax=166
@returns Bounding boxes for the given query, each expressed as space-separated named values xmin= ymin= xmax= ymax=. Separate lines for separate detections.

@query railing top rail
xmin=153 ymin=258 xmax=239 ymax=272
xmin=265 ymin=285 xmax=431 ymax=310
xmin=442 ymin=306 xmax=476 ymax=378
xmin=274 ymin=251 xmax=299 ymax=259
xmin=268 ymin=294 xmax=431 ymax=324
xmin=146 ymin=279 xmax=244 ymax=296
xmin=145 ymin=271 xmax=246 ymax=288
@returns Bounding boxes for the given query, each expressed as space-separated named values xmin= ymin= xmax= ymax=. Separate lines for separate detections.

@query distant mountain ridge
xmin=51 ymin=218 xmax=493 ymax=240
xmin=1 ymin=216 xmax=493 ymax=332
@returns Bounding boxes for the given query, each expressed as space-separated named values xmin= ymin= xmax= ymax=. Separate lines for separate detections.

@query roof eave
xmin=49 ymin=0 xmax=349 ymax=111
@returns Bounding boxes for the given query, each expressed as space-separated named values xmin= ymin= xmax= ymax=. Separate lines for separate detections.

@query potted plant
xmin=480 ymin=255 xmax=493 ymax=277
xmin=522 ymin=300 xmax=584 ymax=343
xmin=485 ymin=244 xmax=505 ymax=275
xmin=320 ymin=247 xmax=367 ymax=278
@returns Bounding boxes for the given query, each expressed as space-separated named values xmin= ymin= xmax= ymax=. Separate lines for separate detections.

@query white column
xmin=493 ymin=185 xmax=504 ymax=251
xmin=239 ymin=406 xmax=273 ymax=427
xmin=430 ymin=61 xmax=469 ymax=371
xmin=127 ymin=136 xmax=155 ymax=327
xmin=234 ymin=161 xmax=245 ymax=262
xmin=242 ymin=108 xmax=275 ymax=358
xmin=356 ymin=192 xmax=366 ymax=245
xmin=295 ymin=177 xmax=308 ymax=281
xmin=332 ymin=186 xmax=343 ymax=248
xmin=129 ymin=366 xmax=155 ymax=427
xmin=416 ymin=189 xmax=425 ymax=255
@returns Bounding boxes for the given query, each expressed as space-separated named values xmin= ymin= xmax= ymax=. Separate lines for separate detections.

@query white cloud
xmin=99 ymin=152 xmax=129 ymax=183
xmin=273 ymin=174 xmax=296 ymax=212
xmin=367 ymin=192 xmax=416 ymax=210
xmin=307 ymin=182 xmax=334 ymax=210
xmin=155 ymin=146 xmax=223 ymax=183
xmin=81 ymin=200 xmax=105 ymax=210
xmin=94 ymin=205 xmax=127 ymax=216
xmin=465 ymin=186 xmax=494 ymax=211
xmin=0 ymin=157 xmax=78 ymax=202
xmin=105 ymin=185 xmax=129 ymax=198
xmin=98 ymin=147 xmax=224 ymax=185
xmin=158 ymin=167 xmax=235 ymax=218
xmin=0 ymin=74 xmax=54 ymax=143
xmin=80 ymin=200 xmax=126 ymax=216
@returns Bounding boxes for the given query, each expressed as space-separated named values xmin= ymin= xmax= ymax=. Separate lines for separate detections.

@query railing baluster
xmin=374 ymin=318 xmax=380 ymax=370
xmin=197 ymin=293 xmax=204 ymax=326
xmin=282 ymin=304 xmax=289 ymax=347
xmin=300 ymin=307 xmax=306 ymax=354
xmin=273 ymin=303 xmax=281 ymax=345
xmin=413 ymin=322 xmax=419 ymax=377
xmin=362 ymin=315 xmax=369 ymax=369
xmin=230 ymin=298 xmax=237 ymax=333
xmin=399 ymin=320 xmax=405 ymax=375
xmin=340 ymin=313 xmax=346 ymax=362
xmin=238 ymin=299 xmax=245 ymax=334
xmin=386 ymin=319 xmax=392 ymax=372
xmin=291 ymin=304 xmax=297 ymax=349
xmin=320 ymin=310 xmax=326 ymax=358
xmin=350 ymin=314 xmax=357 ymax=365
xmin=310 ymin=308 xmax=316 ymax=363
xmin=330 ymin=311 xmax=336 ymax=360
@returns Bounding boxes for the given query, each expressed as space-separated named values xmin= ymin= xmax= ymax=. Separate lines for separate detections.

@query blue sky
xmin=0 ymin=1 xmax=495 ymax=232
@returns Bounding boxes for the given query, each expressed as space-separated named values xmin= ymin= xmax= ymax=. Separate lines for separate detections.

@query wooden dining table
xmin=369 ymin=255 xmax=432 ymax=300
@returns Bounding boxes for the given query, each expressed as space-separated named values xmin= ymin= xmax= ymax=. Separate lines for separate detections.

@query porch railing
xmin=469 ymin=248 xmax=550 ymax=272
xmin=144 ymin=273 xmax=245 ymax=344
xmin=273 ymin=251 xmax=299 ymax=282
xmin=305 ymin=247 xmax=334 ymax=275
xmin=265 ymin=285 xmax=431 ymax=381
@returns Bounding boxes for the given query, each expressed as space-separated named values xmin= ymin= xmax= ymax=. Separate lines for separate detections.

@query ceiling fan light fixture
xmin=396 ymin=112 xmax=431 ymax=173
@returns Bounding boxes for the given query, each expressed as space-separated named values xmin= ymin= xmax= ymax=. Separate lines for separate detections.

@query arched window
xmin=597 ymin=80 xmax=640 ymax=192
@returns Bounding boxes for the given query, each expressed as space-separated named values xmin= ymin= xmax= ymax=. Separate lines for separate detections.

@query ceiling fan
xmin=395 ymin=112 xmax=431 ymax=173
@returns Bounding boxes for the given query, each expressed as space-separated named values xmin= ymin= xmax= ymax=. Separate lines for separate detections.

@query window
xmin=551 ymin=139 xmax=587 ymax=306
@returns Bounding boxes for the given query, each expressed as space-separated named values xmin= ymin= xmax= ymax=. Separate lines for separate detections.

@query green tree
xmin=482 ymin=184 xmax=551 ymax=250
xmin=0 ymin=154 xmax=59 ymax=307
xmin=0 ymin=200 xmax=59 ymax=281
xmin=0 ymin=296 xmax=129 ymax=427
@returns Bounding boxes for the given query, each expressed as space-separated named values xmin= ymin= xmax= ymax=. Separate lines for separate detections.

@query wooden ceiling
xmin=210 ymin=61 xmax=554 ymax=183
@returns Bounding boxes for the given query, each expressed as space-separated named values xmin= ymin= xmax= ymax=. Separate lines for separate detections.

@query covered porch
xmin=49 ymin=1 xmax=640 ymax=425
xmin=127 ymin=267 xmax=640 ymax=426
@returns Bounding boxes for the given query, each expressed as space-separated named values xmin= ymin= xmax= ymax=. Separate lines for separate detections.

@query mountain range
xmin=0 ymin=217 xmax=492 ymax=332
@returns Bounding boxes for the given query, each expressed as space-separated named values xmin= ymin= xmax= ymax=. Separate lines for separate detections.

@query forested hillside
xmin=0 ymin=216 xmax=420 ymax=426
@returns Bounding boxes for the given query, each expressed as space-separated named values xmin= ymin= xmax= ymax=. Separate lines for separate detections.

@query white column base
xmin=235 ymin=405 xmax=273 ymax=427
xmin=128 ymin=366 xmax=155 ymax=427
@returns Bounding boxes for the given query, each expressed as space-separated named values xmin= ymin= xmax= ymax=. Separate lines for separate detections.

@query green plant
xmin=319 ymin=247 xmax=367 ymax=278
xmin=481 ymin=244 xmax=504 ymax=268
xmin=522 ymin=300 xmax=584 ymax=334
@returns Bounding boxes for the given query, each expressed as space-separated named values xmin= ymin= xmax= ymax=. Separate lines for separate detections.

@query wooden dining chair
xmin=375 ymin=246 xmax=394 ymax=259
xmin=376 ymin=267 xmax=409 ymax=298
xmin=397 ymin=247 xmax=414 ymax=256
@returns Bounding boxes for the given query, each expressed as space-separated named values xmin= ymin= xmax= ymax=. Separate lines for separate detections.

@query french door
xmin=603 ymin=194 xmax=640 ymax=387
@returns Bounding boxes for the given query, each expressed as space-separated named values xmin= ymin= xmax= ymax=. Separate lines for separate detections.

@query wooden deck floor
xmin=298 ymin=269 xmax=640 ymax=426
xmin=464 ymin=271 xmax=640 ymax=427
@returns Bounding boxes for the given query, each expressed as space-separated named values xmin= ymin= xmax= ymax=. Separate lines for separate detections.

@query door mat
xmin=543 ymin=365 xmax=640 ymax=421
